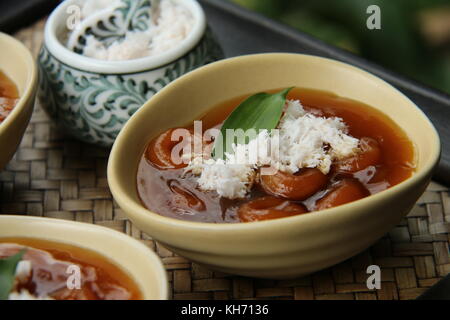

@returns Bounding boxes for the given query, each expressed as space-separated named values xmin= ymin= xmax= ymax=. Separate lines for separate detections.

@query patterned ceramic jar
xmin=38 ymin=0 xmax=223 ymax=146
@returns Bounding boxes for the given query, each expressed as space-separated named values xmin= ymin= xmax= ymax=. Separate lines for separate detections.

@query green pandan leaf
xmin=212 ymin=87 xmax=293 ymax=159
xmin=0 ymin=249 xmax=26 ymax=300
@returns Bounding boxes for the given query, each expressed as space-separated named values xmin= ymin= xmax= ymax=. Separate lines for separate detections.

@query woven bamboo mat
xmin=1 ymin=19 xmax=449 ymax=300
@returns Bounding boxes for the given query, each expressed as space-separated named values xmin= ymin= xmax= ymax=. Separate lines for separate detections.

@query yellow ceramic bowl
xmin=0 ymin=33 xmax=37 ymax=171
xmin=0 ymin=215 xmax=168 ymax=299
xmin=108 ymin=53 xmax=440 ymax=279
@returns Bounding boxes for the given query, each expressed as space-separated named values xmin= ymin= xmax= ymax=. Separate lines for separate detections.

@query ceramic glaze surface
xmin=0 ymin=33 xmax=37 ymax=171
xmin=38 ymin=30 xmax=223 ymax=146
xmin=108 ymin=53 xmax=440 ymax=279
xmin=38 ymin=0 xmax=223 ymax=146
xmin=0 ymin=215 xmax=168 ymax=300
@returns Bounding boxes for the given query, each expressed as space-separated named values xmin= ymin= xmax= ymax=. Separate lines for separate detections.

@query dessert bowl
xmin=0 ymin=215 xmax=168 ymax=299
xmin=108 ymin=53 xmax=440 ymax=279
xmin=38 ymin=0 xmax=223 ymax=147
xmin=0 ymin=32 xmax=37 ymax=171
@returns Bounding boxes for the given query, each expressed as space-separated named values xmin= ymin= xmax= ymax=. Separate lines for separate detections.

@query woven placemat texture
xmin=1 ymin=20 xmax=449 ymax=300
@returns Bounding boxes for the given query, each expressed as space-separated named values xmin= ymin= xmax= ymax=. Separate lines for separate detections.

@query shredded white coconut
xmin=147 ymin=0 xmax=195 ymax=56
xmin=185 ymin=99 xmax=361 ymax=199
xmin=187 ymin=158 xmax=255 ymax=199
xmin=80 ymin=0 xmax=195 ymax=61
xmin=275 ymin=100 xmax=360 ymax=174
xmin=14 ymin=260 xmax=32 ymax=284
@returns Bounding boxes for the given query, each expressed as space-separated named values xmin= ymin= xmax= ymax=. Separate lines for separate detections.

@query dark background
xmin=2 ymin=0 xmax=450 ymax=95
xmin=232 ymin=0 xmax=450 ymax=95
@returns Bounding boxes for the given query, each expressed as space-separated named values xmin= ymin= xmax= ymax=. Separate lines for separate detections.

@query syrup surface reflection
xmin=137 ymin=88 xmax=415 ymax=223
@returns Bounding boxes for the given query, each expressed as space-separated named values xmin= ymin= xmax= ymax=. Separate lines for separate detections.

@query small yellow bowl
xmin=0 ymin=32 xmax=37 ymax=171
xmin=0 ymin=215 xmax=168 ymax=299
xmin=108 ymin=53 xmax=440 ymax=279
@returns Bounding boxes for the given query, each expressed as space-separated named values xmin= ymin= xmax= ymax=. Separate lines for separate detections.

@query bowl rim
xmin=0 ymin=214 xmax=169 ymax=300
xmin=44 ymin=0 xmax=207 ymax=74
xmin=0 ymin=32 xmax=37 ymax=135
xmin=108 ymin=53 xmax=441 ymax=233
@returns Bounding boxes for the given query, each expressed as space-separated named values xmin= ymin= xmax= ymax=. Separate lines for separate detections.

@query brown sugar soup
xmin=137 ymin=88 xmax=415 ymax=223
xmin=0 ymin=71 xmax=19 ymax=123
xmin=1 ymin=238 xmax=142 ymax=300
